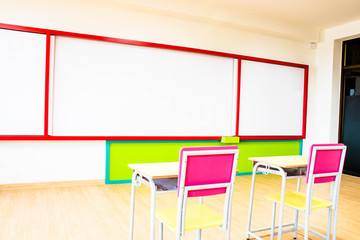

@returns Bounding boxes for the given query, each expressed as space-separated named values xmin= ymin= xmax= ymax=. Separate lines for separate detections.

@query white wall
xmin=0 ymin=141 xmax=105 ymax=184
xmin=303 ymin=19 xmax=360 ymax=155
xmin=0 ymin=0 xmax=317 ymax=184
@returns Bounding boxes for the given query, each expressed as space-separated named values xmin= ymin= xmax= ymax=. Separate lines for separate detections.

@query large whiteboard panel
xmin=51 ymin=37 xmax=236 ymax=136
xmin=239 ymin=60 xmax=305 ymax=136
xmin=0 ymin=29 xmax=46 ymax=135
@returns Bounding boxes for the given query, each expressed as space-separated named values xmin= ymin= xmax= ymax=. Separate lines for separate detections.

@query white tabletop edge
xmin=128 ymin=162 xmax=179 ymax=179
xmin=248 ymin=155 xmax=308 ymax=168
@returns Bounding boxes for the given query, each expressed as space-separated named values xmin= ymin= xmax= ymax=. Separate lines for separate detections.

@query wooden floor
xmin=0 ymin=174 xmax=359 ymax=240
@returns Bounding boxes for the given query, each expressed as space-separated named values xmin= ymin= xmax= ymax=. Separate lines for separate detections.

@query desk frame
xmin=246 ymin=156 xmax=307 ymax=240
xmin=129 ymin=162 xmax=178 ymax=240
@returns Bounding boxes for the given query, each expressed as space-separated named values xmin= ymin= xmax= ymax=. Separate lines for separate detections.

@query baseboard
xmin=0 ymin=179 xmax=105 ymax=190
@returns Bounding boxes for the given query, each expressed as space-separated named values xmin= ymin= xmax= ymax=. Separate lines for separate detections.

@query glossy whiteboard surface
xmin=0 ymin=29 xmax=46 ymax=135
xmin=239 ymin=60 xmax=305 ymax=136
xmin=51 ymin=37 xmax=236 ymax=136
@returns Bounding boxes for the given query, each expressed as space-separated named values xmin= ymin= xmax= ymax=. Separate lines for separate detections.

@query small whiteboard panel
xmin=239 ymin=60 xmax=305 ymax=136
xmin=52 ymin=37 xmax=236 ymax=136
xmin=0 ymin=29 xmax=46 ymax=135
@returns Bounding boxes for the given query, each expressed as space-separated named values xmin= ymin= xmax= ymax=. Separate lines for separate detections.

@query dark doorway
xmin=339 ymin=38 xmax=360 ymax=177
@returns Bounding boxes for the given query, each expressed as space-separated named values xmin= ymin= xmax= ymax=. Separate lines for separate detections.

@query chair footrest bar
xmin=247 ymin=223 xmax=295 ymax=239
xmin=250 ymin=222 xmax=295 ymax=233
xmin=247 ymin=231 xmax=265 ymax=240
xmin=271 ymin=227 xmax=297 ymax=236
xmin=297 ymin=224 xmax=327 ymax=239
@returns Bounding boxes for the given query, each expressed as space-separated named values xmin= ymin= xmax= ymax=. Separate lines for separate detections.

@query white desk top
xmin=249 ymin=155 xmax=308 ymax=168
xmin=128 ymin=162 xmax=179 ymax=179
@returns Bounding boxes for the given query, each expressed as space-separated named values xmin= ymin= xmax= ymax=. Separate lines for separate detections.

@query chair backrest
xmin=175 ymin=146 xmax=239 ymax=236
xmin=178 ymin=146 xmax=239 ymax=198
xmin=306 ymin=144 xmax=347 ymax=184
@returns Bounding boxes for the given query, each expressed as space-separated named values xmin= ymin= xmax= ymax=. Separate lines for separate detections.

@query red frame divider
xmin=235 ymin=56 xmax=309 ymax=140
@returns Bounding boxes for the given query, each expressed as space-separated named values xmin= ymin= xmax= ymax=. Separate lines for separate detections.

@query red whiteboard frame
xmin=236 ymin=56 xmax=308 ymax=140
xmin=0 ymin=22 xmax=308 ymax=141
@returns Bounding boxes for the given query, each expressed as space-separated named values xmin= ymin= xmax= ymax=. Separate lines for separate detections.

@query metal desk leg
xmin=129 ymin=172 xmax=157 ymax=240
xmin=246 ymin=162 xmax=260 ymax=239
xmin=270 ymin=201 xmax=276 ymax=240
xmin=129 ymin=171 xmax=138 ymax=240
xmin=149 ymin=179 xmax=157 ymax=240
xmin=277 ymin=169 xmax=287 ymax=240
xmin=293 ymin=177 xmax=301 ymax=239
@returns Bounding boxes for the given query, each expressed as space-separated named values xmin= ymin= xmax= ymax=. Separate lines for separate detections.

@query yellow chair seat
xmin=266 ymin=192 xmax=332 ymax=211
xmin=156 ymin=204 xmax=223 ymax=231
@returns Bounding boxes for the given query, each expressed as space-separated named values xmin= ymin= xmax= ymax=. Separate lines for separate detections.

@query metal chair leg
xmin=293 ymin=209 xmax=299 ymax=239
xmin=159 ymin=222 xmax=163 ymax=240
xmin=225 ymin=218 xmax=231 ymax=240
xmin=332 ymin=208 xmax=339 ymax=240
xmin=326 ymin=208 xmax=332 ymax=240
xmin=196 ymin=229 xmax=201 ymax=240
xmin=270 ymin=201 xmax=276 ymax=240
xmin=304 ymin=211 xmax=310 ymax=240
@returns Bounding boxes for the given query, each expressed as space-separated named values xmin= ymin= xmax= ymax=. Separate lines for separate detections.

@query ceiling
xmin=221 ymin=0 xmax=360 ymax=29
xmin=106 ymin=0 xmax=360 ymax=42
xmin=6 ymin=0 xmax=360 ymax=42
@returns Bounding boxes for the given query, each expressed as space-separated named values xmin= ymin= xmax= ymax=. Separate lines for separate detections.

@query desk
xmin=129 ymin=162 xmax=179 ymax=240
xmin=246 ymin=156 xmax=308 ymax=240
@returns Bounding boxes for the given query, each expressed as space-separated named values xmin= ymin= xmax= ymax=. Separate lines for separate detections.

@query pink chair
xmin=156 ymin=146 xmax=239 ymax=240
xmin=266 ymin=144 xmax=347 ymax=240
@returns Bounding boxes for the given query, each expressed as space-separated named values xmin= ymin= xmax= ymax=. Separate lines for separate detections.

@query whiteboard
xmin=0 ymin=29 xmax=46 ymax=135
xmin=239 ymin=60 xmax=305 ymax=136
xmin=51 ymin=36 xmax=237 ymax=136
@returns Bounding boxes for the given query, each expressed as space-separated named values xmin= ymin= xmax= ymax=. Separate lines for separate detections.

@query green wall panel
xmin=106 ymin=140 xmax=301 ymax=184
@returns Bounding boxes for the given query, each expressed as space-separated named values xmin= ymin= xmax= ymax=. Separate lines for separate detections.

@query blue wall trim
xmin=105 ymin=141 xmax=111 ymax=184
xmin=299 ymin=139 xmax=304 ymax=154
xmin=107 ymin=179 xmax=132 ymax=184
xmin=106 ymin=140 xmax=220 ymax=144
xmin=236 ymin=172 xmax=252 ymax=176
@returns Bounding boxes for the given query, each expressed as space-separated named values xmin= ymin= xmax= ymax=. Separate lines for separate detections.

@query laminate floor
xmin=0 ymin=174 xmax=358 ymax=239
